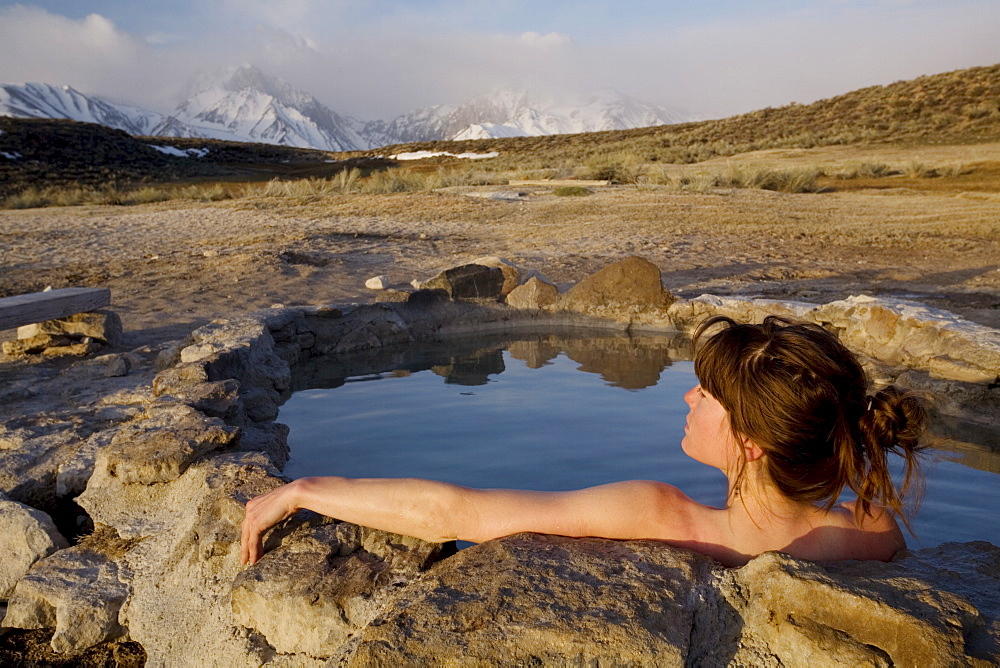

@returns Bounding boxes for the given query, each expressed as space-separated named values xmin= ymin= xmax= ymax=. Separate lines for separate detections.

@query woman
xmin=240 ymin=316 xmax=926 ymax=567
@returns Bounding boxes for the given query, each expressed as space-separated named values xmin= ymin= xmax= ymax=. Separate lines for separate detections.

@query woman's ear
xmin=742 ymin=437 xmax=765 ymax=462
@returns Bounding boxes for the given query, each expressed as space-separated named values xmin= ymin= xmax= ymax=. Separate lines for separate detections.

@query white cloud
xmin=0 ymin=6 xmax=142 ymax=87
xmin=1 ymin=1 xmax=998 ymax=122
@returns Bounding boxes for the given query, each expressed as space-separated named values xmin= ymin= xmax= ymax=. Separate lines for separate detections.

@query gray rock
xmin=231 ymin=518 xmax=445 ymax=657
xmin=351 ymin=534 xmax=718 ymax=665
xmin=471 ymin=256 xmax=522 ymax=296
xmin=0 ymin=495 xmax=68 ymax=598
xmin=3 ymin=527 xmax=130 ymax=654
xmin=421 ymin=263 xmax=505 ymax=300
xmin=94 ymin=403 xmax=240 ymax=485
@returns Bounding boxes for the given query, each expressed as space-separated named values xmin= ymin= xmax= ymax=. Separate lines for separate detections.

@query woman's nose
xmin=684 ymin=386 xmax=698 ymax=406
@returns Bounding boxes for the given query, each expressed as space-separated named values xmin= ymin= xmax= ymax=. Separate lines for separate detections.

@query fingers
xmin=239 ymin=484 xmax=297 ymax=565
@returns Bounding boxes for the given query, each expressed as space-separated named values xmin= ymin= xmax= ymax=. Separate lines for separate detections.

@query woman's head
xmin=693 ymin=315 xmax=926 ymax=521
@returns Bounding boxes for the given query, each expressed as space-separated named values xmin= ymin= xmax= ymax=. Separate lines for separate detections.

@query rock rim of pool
xmin=1 ymin=256 xmax=998 ymax=665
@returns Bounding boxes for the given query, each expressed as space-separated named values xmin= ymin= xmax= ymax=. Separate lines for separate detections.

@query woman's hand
xmin=240 ymin=480 xmax=303 ymax=565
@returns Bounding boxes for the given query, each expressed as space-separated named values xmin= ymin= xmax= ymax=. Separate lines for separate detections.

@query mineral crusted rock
xmin=420 ymin=263 xmax=506 ymax=300
xmin=557 ymin=256 xmax=676 ymax=320
xmin=3 ymin=527 xmax=130 ymax=654
xmin=231 ymin=517 xmax=446 ymax=657
xmin=92 ymin=403 xmax=240 ymax=485
xmin=0 ymin=495 xmax=68 ymax=598
xmin=347 ymin=534 xmax=999 ymax=666
xmin=351 ymin=533 xmax=718 ymax=665
xmin=505 ymin=276 xmax=559 ymax=310
xmin=732 ymin=550 xmax=994 ymax=666
xmin=79 ymin=453 xmax=316 ymax=666
xmin=668 ymin=294 xmax=816 ymax=330
xmin=670 ymin=294 xmax=1000 ymax=386
xmin=17 ymin=310 xmax=123 ymax=347
xmin=813 ymin=295 xmax=1000 ymax=384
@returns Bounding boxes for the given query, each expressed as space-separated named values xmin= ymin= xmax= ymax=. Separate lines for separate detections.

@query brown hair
xmin=693 ymin=315 xmax=926 ymax=526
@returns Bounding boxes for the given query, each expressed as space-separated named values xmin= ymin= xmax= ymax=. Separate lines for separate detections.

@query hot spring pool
xmin=281 ymin=334 xmax=1000 ymax=551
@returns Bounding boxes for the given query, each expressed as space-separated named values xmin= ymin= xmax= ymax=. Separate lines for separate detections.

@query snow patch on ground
xmin=1 ymin=150 xmax=23 ymax=160
xmin=389 ymin=150 xmax=499 ymax=161
xmin=149 ymin=145 xmax=210 ymax=158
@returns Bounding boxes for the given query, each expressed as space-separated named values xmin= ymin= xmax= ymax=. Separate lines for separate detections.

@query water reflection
xmin=291 ymin=330 xmax=692 ymax=392
xmin=288 ymin=330 xmax=1000 ymax=475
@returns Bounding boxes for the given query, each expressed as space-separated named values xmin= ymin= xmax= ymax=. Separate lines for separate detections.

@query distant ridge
xmin=0 ymin=66 xmax=698 ymax=150
xmin=363 ymin=63 xmax=1000 ymax=162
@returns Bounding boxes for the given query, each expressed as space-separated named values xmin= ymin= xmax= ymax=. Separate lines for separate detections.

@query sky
xmin=1 ymin=1 xmax=999 ymax=121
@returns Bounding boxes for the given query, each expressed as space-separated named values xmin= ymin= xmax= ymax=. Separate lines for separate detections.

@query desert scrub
xmin=553 ymin=186 xmax=592 ymax=196
xmin=717 ymin=165 xmax=823 ymax=193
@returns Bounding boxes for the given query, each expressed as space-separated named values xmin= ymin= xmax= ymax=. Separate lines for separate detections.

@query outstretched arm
xmin=239 ymin=476 xmax=694 ymax=565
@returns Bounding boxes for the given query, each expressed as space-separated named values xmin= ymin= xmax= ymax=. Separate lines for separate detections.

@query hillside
xmin=2 ymin=63 xmax=999 ymax=200
xmin=0 ymin=117 xmax=383 ymax=198
xmin=359 ymin=63 xmax=1000 ymax=165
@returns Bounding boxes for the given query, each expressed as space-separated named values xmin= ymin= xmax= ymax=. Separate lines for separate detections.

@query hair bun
xmin=863 ymin=386 xmax=927 ymax=455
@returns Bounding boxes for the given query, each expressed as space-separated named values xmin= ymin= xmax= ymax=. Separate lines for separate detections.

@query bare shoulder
xmin=837 ymin=500 xmax=907 ymax=559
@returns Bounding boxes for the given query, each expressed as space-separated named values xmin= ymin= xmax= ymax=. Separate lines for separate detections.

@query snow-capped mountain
xmin=171 ymin=66 xmax=363 ymax=151
xmin=399 ymin=88 xmax=692 ymax=142
xmin=0 ymin=70 xmax=697 ymax=151
xmin=0 ymin=82 xmax=170 ymax=136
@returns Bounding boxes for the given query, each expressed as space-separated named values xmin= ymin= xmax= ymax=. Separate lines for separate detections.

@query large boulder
xmin=420 ymin=263 xmax=506 ymax=300
xmin=349 ymin=534 xmax=1000 ymax=665
xmin=556 ymin=256 xmax=676 ymax=321
xmin=351 ymin=534 xmax=720 ymax=665
xmin=471 ymin=256 xmax=522 ymax=296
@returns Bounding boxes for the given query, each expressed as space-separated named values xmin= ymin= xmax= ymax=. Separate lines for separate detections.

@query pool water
xmin=281 ymin=334 xmax=1000 ymax=551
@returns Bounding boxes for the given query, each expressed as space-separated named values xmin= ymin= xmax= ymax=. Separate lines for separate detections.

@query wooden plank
xmin=507 ymin=179 xmax=611 ymax=187
xmin=0 ymin=288 xmax=110 ymax=331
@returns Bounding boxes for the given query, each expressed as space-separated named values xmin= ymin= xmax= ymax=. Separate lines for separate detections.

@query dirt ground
xmin=1 ymin=183 xmax=998 ymax=352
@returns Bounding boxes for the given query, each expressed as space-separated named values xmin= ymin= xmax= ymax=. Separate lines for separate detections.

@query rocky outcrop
xmin=471 ymin=256 xmax=522 ymax=296
xmin=1 ymin=256 xmax=998 ymax=665
xmin=231 ymin=516 xmax=448 ymax=658
xmin=347 ymin=534 xmax=999 ymax=666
